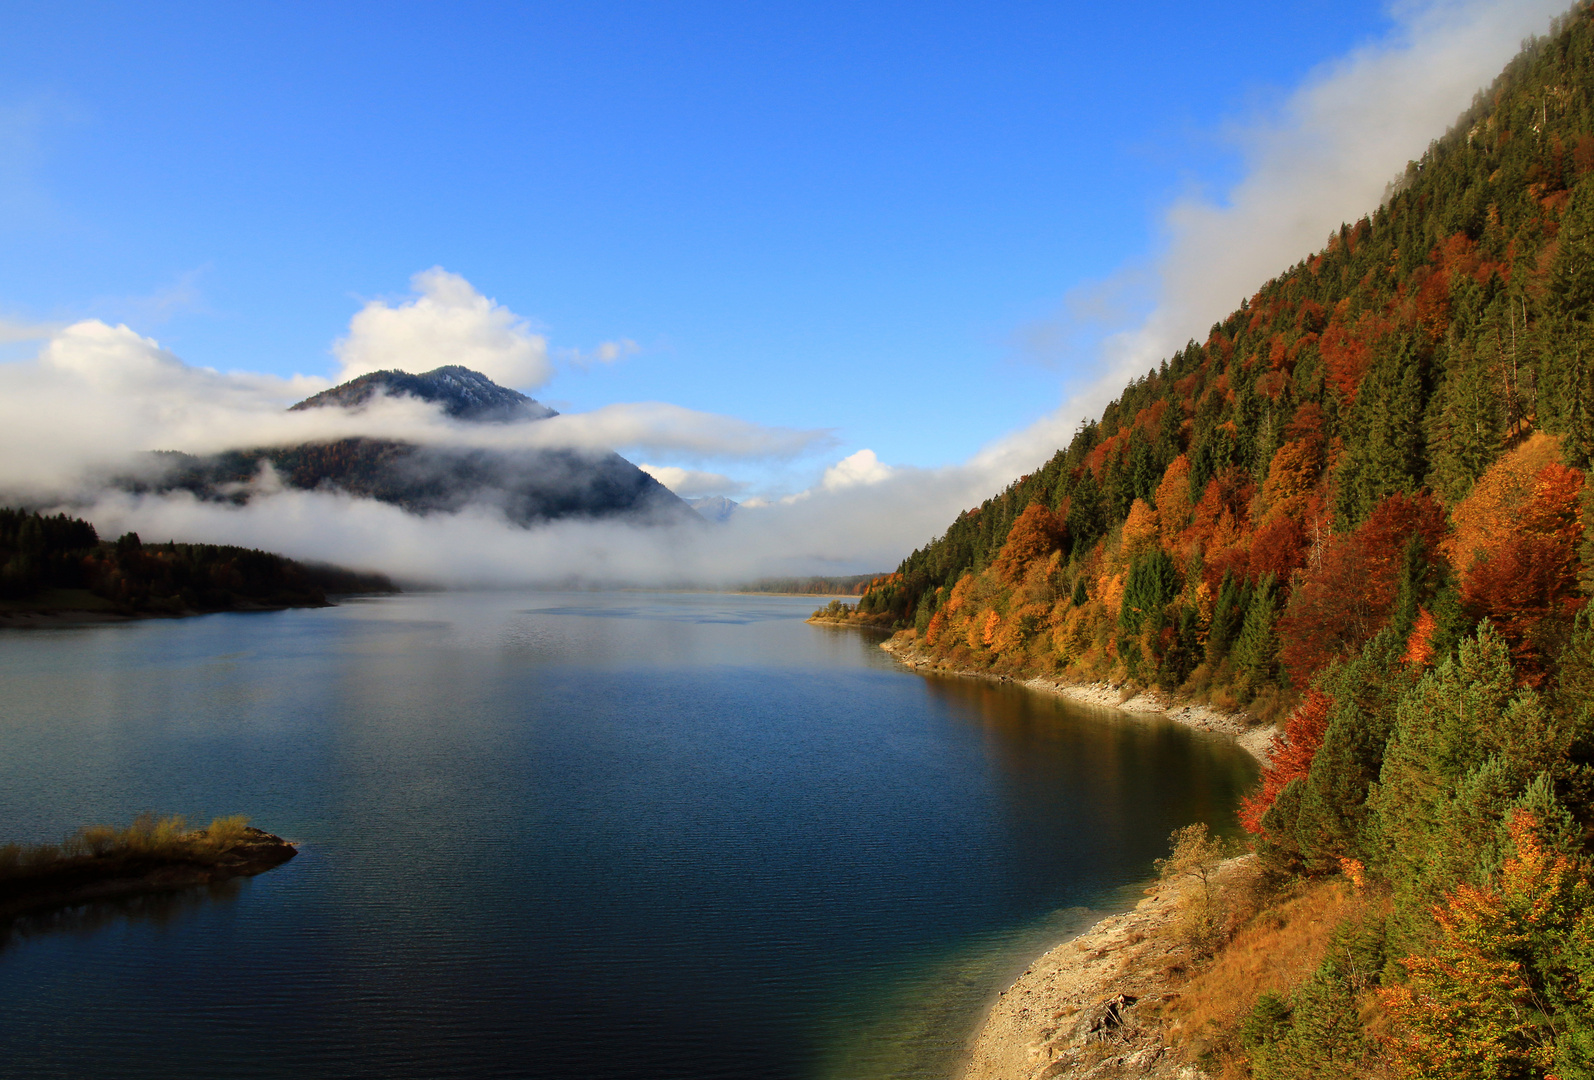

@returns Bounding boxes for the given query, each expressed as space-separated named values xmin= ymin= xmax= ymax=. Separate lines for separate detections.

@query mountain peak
xmin=290 ymin=365 xmax=558 ymax=422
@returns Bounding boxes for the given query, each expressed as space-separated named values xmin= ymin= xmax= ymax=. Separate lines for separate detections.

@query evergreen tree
xmin=1334 ymin=335 xmax=1430 ymax=527
xmin=1286 ymin=631 xmax=1411 ymax=870
xmin=1234 ymin=572 xmax=1282 ymax=686
xmin=1065 ymin=470 xmax=1106 ymax=557
xmin=1120 ymin=549 xmax=1179 ymax=633
xmin=1372 ymin=625 xmax=1574 ymax=950
xmin=1426 ymin=335 xmax=1505 ymax=505
xmin=1544 ymin=175 xmax=1594 ymax=467
xmin=1208 ymin=570 xmax=1251 ymax=663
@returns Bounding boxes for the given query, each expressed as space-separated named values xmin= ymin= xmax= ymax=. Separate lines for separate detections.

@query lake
xmin=0 ymin=591 xmax=1256 ymax=1079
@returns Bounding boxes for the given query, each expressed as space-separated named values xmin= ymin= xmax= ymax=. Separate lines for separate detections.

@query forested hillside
xmin=853 ymin=9 xmax=1594 ymax=1076
xmin=0 ymin=508 xmax=394 ymax=617
xmin=857 ymin=7 xmax=1594 ymax=715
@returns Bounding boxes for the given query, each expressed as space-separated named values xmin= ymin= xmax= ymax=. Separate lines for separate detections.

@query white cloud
xmin=565 ymin=337 xmax=642 ymax=369
xmin=637 ymin=464 xmax=747 ymax=498
xmin=334 ymin=267 xmax=553 ymax=389
xmin=0 ymin=318 xmax=829 ymax=500
xmin=537 ymin=402 xmax=828 ymax=459
xmin=820 ymin=449 xmax=893 ymax=491
xmin=0 ymin=315 xmax=63 ymax=343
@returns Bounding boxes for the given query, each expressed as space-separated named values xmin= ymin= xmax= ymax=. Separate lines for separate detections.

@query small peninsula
xmin=0 ymin=815 xmax=297 ymax=922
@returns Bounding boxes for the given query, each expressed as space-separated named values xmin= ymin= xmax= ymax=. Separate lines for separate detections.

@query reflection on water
xmin=0 ymin=592 xmax=1255 ymax=1080
xmin=1 ymin=879 xmax=246 ymax=952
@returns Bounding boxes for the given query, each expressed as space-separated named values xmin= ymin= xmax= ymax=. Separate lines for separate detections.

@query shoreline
xmin=855 ymin=629 xmax=1275 ymax=1077
xmin=0 ymin=592 xmax=394 ymax=631
xmin=958 ymin=857 xmax=1255 ymax=1080
xmin=878 ymin=634 xmax=1278 ymax=766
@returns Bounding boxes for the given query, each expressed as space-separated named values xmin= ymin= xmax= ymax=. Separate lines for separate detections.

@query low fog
xmin=1 ymin=0 xmax=1568 ymax=587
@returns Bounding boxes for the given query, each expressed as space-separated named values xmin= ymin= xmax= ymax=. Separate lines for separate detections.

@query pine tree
xmin=1334 ymin=335 xmax=1430 ymax=527
xmin=1234 ymin=572 xmax=1282 ymax=686
xmin=1371 ymin=625 xmax=1573 ymax=952
xmin=1545 ymin=175 xmax=1594 ymax=467
xmin=1426 ymin=335 xmax=1505 ymax=505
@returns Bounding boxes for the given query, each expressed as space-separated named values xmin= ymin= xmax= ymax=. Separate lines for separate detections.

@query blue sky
xmin=0 ymin=1 xmax=1414 ymax=491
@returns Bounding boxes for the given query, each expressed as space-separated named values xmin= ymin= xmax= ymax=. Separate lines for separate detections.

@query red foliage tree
xmin=1239 ymin=687 xmax=1333 ymax=835
xmin=1276 ymin=492 xmax=1448 ymax=687
xmin=1460 ymin=462 xmax=1586 ymax=674
xmin=1319 ymin=304 xmax=1396 ymax=402
xmin=1248 ymin=515 xmax=1309 ymax=583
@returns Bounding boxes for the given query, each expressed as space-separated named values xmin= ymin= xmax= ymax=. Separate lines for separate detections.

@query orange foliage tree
xmin=1401 ymin=607 xmax=1438 ymax=667
xmin=1381 ymin=811 xmax=1592 ymax=1080
xmin=1120 ymin=498 xmax=1160 ymax=558
xmin=1257 ymin=436 xmax=1326 ymax=525
xmin=1154 ymin=455 xmax=1193 ymax=547
xmin=1445 ymin=433 xmax=1565 ymax=572
xmin=991 ymin=502 xmax=1064 ymax=584
xmin=1459 ymin=459 xmax=1586 ymax=671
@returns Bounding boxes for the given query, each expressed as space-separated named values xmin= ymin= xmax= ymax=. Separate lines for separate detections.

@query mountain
xmin=840 ymin=10 xmax=1594 ymax=1074
xmin=686 ymin=495 xmax=738 ymax=522
xmin=133 ymin=366 xmax=695 ymax=526
xmin=289 ymin=365 xmax=558 ymax=422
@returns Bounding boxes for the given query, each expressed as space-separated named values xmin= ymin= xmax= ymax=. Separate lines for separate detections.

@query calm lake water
xmin=0 ymin=592 xmax=1256 ymax=1080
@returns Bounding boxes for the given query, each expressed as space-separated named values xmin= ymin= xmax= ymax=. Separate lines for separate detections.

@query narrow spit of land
xmin=0 ymin=816 xmax=297 ymax=922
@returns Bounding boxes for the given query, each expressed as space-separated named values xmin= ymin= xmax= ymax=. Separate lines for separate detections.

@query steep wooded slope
xmin=857 ymin=9 xmax=1594 ymax=712
xmin=857 ymin=11 xmax=1594 ymax=1077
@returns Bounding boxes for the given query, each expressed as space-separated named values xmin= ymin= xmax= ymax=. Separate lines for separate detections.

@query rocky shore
xmin=959 ymin=858 xmax=1255 ymax=1080
xmin=879 ymin=635 xmax=1278 ymax=766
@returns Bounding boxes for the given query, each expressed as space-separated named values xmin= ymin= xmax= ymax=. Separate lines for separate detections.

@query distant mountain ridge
xmin=129 ymin=366 xmax=694 ymax=526
xmin=686 ymin=495 xmax=738 ymax=522
xmin=290 ymin=365 xmax=558 ymax=422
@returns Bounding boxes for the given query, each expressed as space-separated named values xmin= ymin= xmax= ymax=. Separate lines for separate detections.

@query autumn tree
xmin=991 ymin=502 xmax=1064 ymax=584
xmin=1241 ymin=686 xmax=1333 ymax=836
xmin=1382 ymin=810 xmax=1594 ymax=1080
xmin=1276 ymin=492 xmax=1448 ymax=687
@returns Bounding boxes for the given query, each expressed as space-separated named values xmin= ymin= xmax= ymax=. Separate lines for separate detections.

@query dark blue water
xmin=0 ymin=592 xmax=1255 ymax=1079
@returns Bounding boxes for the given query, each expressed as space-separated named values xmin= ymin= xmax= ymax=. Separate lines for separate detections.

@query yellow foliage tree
xmin=1446 ymin=433 xmax=1563 ymax=573
xmin=1121 ymin=497 xmax=1160 ymax=558
xmin=1155 ymin=455 xmax=1194 ymax=547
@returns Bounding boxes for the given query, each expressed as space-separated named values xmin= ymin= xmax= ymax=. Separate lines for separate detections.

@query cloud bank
xmin=637 ymin=464 xmax=747 ymax=499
